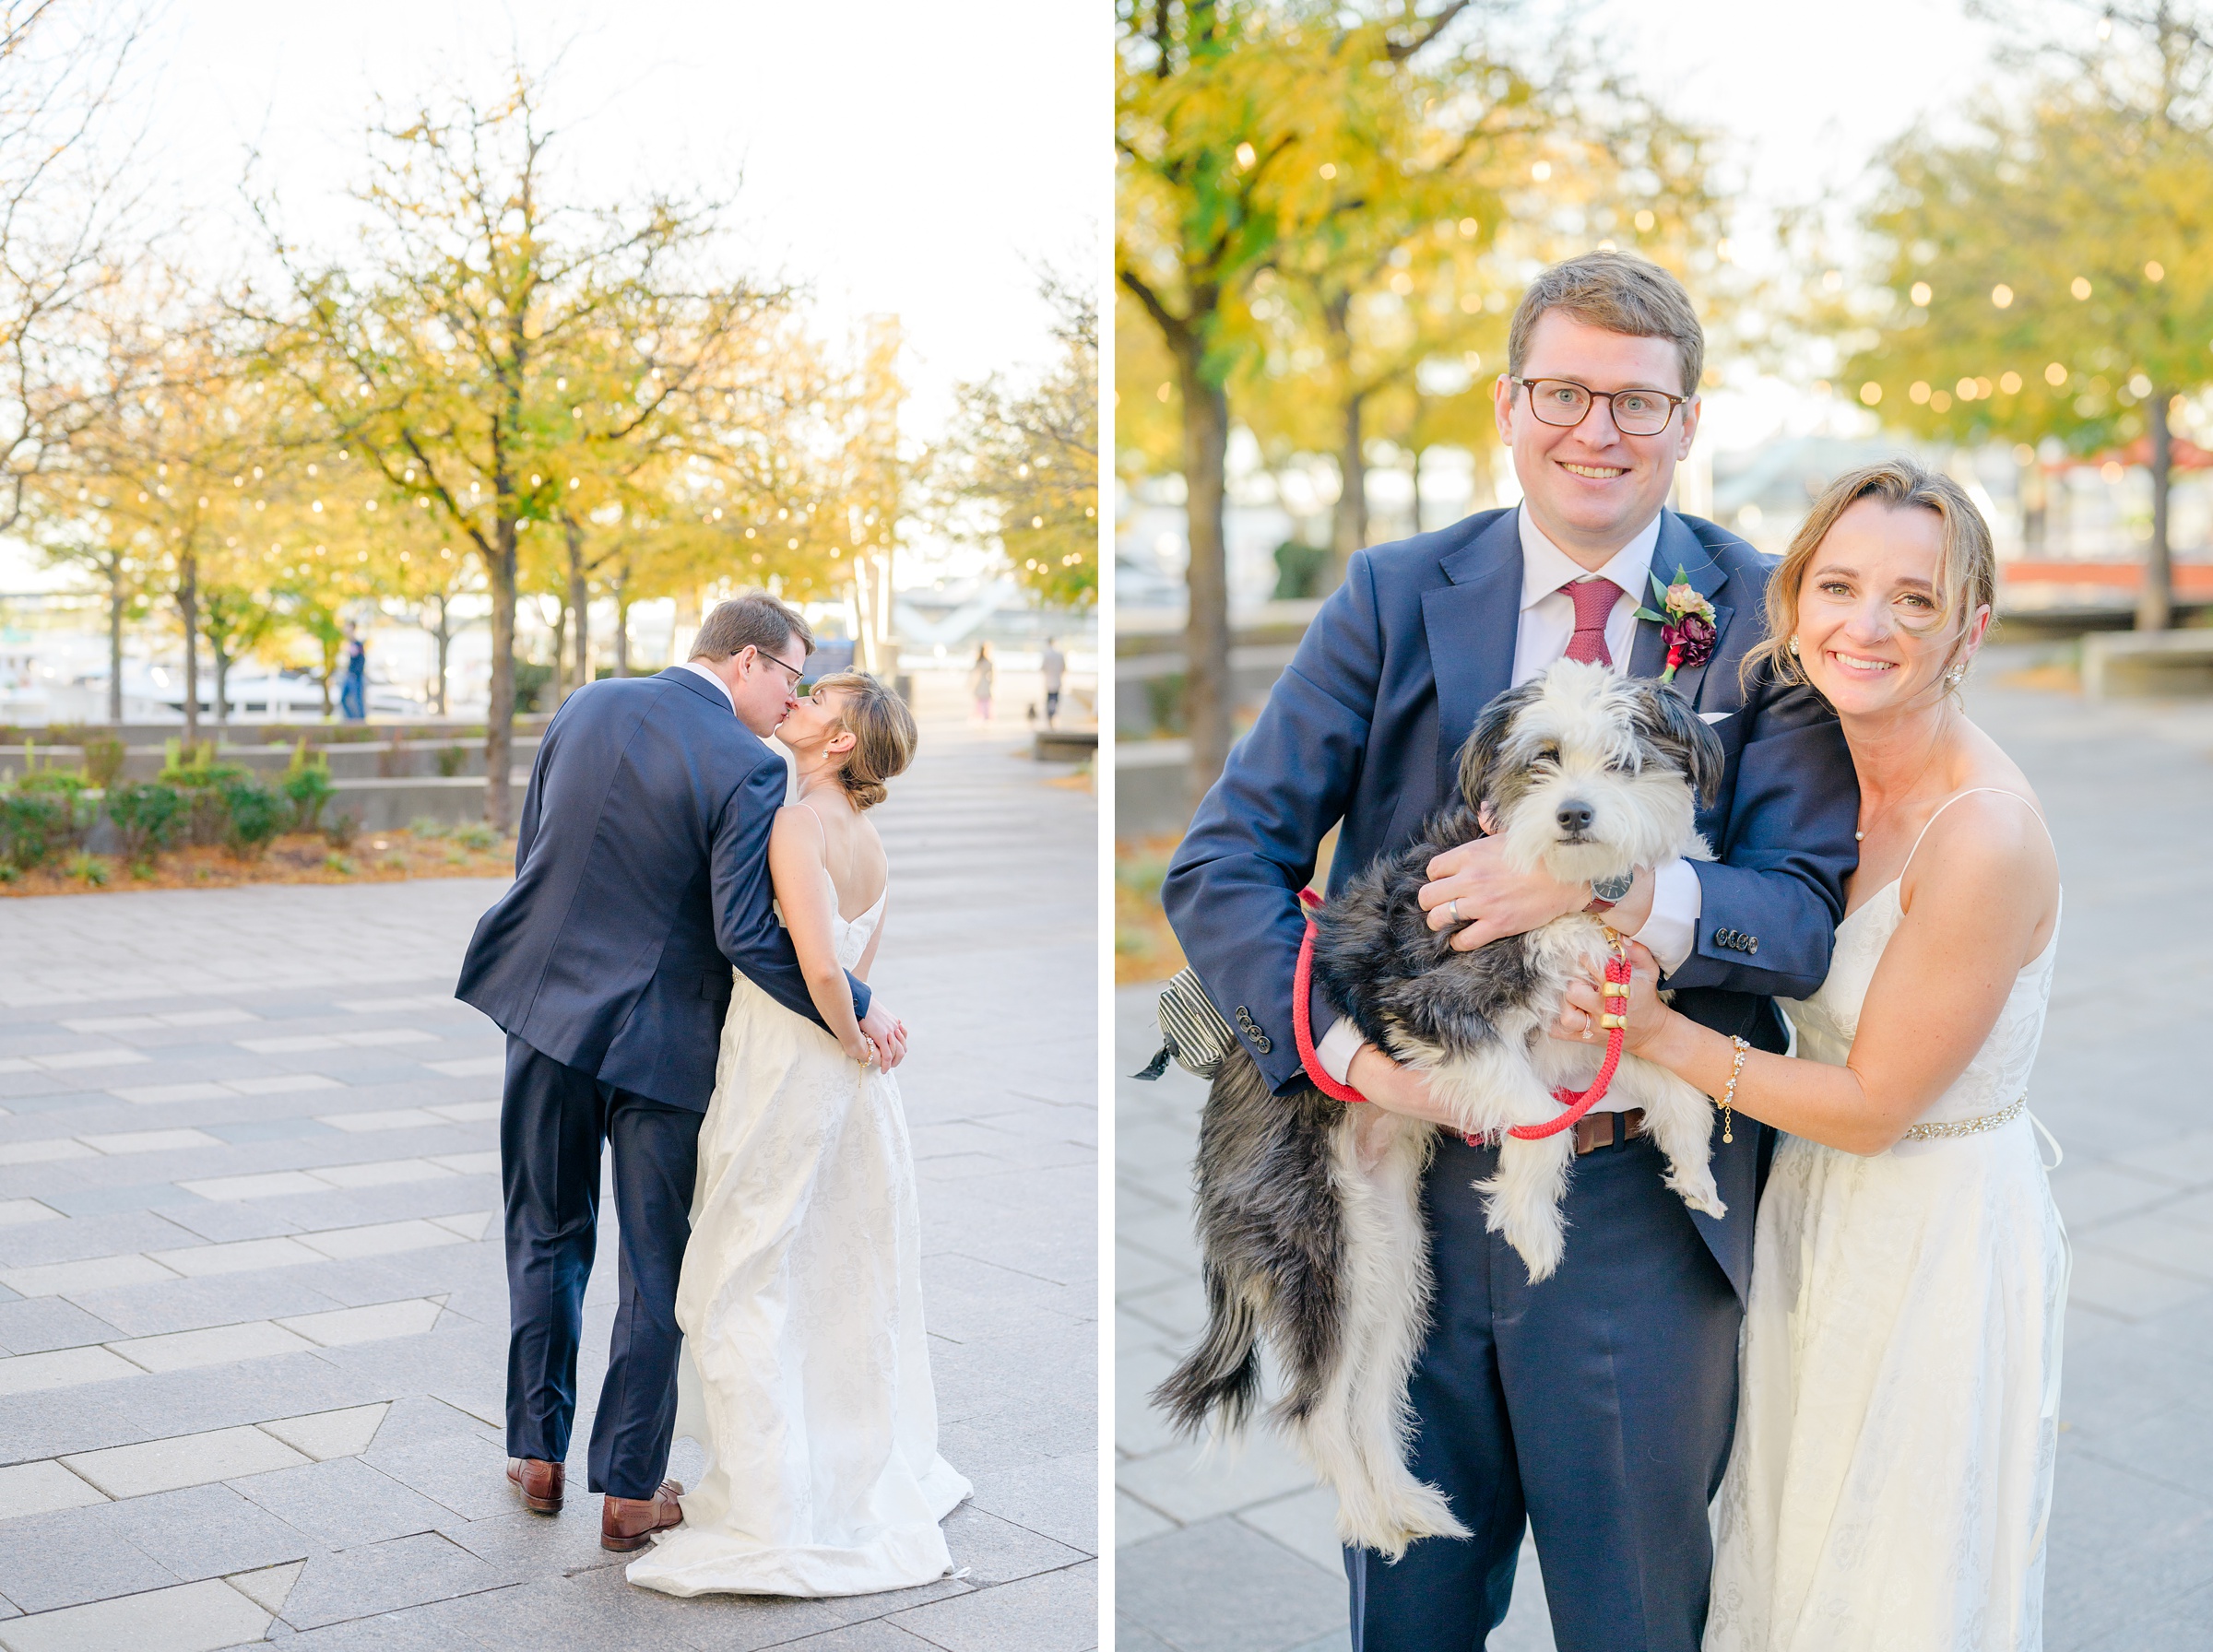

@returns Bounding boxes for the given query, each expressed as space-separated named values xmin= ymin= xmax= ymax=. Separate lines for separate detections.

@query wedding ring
xmin=1445 ymin=899 xmax=1459 ymax=925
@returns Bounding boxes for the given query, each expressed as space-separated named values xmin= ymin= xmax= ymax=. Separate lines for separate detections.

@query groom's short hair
xmin=1508 ymin=251 xmax=1704 ymax=397
xmin=690 ymin=592 xmax=814 ymax=664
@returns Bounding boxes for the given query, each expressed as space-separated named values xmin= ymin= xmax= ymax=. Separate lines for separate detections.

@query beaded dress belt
xmin=1902 ymin=1095 xmax=2026 ymax=1140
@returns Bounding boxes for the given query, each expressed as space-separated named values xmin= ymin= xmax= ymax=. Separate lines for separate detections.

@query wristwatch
xmin=1586 ymin=868 xmax=1636 ymax=914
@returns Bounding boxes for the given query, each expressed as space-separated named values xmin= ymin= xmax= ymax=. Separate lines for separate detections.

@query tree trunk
xmin=550 ymin=600 xmax=569 ymax=696
xmin=1178 ymin=342 xmax=1233 ymax=802
xmin=566 ymin=517 xmax=589 ymax=691
xmin=107 ymin=562 xmax=124 ymax=726
xmin=213 ymin=645 xmax=230 ymax=730
xmin=484 ymin=520 xmax=518 ymax=830
xmin=1410 ymin=442 xmax=1424 ymax=537
xmin=2140 ymin=390 xmax=2174 ymax=631
xmin=178 ymin=552 xmax=199 ymax=750
xmin=432 ymin=596 xmax=451 ymax=715
xmin=1333 ymin=392 xmax=1368 ymax=570
xmin=613 ymin=571 xmax=631 ymax=678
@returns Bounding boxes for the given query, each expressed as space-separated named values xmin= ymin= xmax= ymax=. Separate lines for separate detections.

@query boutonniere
xmin=1634 ymin=565 xmax=1718 ymax=682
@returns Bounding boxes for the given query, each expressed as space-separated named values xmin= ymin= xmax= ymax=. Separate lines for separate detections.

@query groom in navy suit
xmin=1164 ymin=253 xmax=1859 ymax=1651
xmin=457 ymin=592 xmax=905 ymax=1551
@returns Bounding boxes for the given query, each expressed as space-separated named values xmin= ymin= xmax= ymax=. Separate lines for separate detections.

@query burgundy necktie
xmin=1564 ymin=577 xmax=1621 ymax=667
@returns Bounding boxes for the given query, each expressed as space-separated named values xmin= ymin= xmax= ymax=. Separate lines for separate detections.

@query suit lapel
xmin=1424 ymin=511 xmax=1524 ymax=801
xmin=1631 ymin=513 xmax=1734 ymax=706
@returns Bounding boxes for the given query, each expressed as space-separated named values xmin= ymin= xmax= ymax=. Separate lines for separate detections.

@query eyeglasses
xmin=755 ymin=648 xmax=807 ymax=684
xmin=1509 ymin=376 xmax=1689 ymax=437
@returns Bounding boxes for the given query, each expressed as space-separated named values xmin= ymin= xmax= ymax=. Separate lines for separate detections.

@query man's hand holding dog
xmin=1346 ymin=1044 xmax=1467 ymax=1129
xmin=1421 ymin=835 xmax=1657 ymax=953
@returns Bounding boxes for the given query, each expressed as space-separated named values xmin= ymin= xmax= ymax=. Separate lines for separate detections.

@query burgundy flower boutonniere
xmin=1634 ymin=565 xmax=1718 ymax=683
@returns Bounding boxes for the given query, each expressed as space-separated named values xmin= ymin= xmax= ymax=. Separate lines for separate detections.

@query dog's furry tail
xmin=1151 ymin=1265 xmax=1265 ymax=1436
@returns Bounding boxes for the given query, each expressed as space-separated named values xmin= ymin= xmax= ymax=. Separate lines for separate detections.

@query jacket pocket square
xmin=1698 ymin=711 xmax=1734 ymax=725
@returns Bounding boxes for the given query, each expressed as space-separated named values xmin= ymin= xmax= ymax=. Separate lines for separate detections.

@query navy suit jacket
xmin=1162 ymin=507 xmax=1859 ymax=1298
xmin=456 ymin=667 xmax=870 ymax=1113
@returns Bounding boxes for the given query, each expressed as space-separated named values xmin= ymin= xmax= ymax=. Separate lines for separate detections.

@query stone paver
xmin=1115 ymin=647 xmax=2213 ymax=1652
xmin=0 ymin=690 xmax=1096 ymax=1649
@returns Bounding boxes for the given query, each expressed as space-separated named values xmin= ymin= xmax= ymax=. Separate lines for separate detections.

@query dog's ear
xmin=1632 ymin=680 xmax=1726 ymax=806
xmin=1453 ymin=677 xmax=1541 ymax=812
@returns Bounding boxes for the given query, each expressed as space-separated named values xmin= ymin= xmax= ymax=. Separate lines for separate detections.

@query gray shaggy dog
xmin=1154 ymin=659 xmax=1727 ymax=1558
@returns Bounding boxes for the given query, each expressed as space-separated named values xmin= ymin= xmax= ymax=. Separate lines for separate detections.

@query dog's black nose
xmin=1556 ymin=800 xmax=1594 ymax=834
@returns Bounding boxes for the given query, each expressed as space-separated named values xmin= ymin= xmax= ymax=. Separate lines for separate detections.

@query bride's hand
xmin=858 ymin=1004 xmax=905 ymax=1069
xmin=844 ymin=1032 xmax=877 ymax=1066
xmin=1556 ymin=942 xmax=1675 ymax=1055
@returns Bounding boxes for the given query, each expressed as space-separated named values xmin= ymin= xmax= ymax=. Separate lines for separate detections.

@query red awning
xmin=2055 ymin=434 xmax=2213 ymax=472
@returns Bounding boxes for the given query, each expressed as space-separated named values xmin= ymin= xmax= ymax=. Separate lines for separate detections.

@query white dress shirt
xmin=1316 ymin=506 xmax=1705 ymax=1093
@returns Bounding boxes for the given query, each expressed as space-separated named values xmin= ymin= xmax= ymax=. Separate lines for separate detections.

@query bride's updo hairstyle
xmin=813 ymin=671 xmax=917 ymax=810
xmin=1740 ymin=457 xmax=1996 ymax=702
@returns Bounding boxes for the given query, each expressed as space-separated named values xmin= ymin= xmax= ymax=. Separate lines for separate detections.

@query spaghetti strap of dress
xmin=1899 ymin=786 xmax=2052 ymax=882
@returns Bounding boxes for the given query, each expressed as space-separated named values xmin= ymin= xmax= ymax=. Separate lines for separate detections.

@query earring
xmin=1946 ymin=665 xmax=1966 ymax=687
xmin=1787 ymin=635 xmax=1801 ymax=657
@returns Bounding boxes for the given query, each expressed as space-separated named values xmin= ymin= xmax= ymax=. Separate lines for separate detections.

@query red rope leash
xmin=1293 ymin=890 xmax=1367 ymax=1104
xmin=1290 ymin=888 xmax=1633 ymax=1139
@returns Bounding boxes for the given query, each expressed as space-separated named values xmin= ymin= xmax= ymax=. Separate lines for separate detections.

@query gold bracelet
xmin=1721 ymin=1034 xmax=1750 ymax=1144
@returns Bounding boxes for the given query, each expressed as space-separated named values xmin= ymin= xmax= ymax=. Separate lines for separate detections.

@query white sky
xmin=1 ymin=0 xmax=1101 ymax=592
xmin=138 ymin=0 xmax=1099 ymax=431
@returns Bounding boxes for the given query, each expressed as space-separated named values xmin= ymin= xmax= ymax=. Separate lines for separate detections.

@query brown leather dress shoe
xmin=600 ymin=1480 xmax=685 ymax=1552
xmin=506 ymin=1457 xmax=564 ymax=1514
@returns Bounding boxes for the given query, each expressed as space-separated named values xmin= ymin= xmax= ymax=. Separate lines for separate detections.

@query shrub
xmin=107 ymin=782 xmax=184 ymax=862
xmin=80 ymin=737 xmax=127 ymax=790
xmin=280 ymin=740 xmax=336 ymax=832
xmin=325 ymin=853 xmax=357 ymax=876
xmin=435 ymin=744 xmax=468 ymax=777
xmin=159 ymin=738 xmax=241 ymax=787
xmin=448 ymin=821 xmax=497 ymax=852
xmin=219 ymin=775 xmax=286 ymax=860
xmin=324 ymin=811 xmax=360 ymax=851
xmin=1 ymin=789 xmax=73 ymax=869
xmin=161 ymin=738 xmax=246 ymax=845
xmin=408 ymin=816 xmax=447 ymax=840
xmin=17 ymin=769 xmax=97 ymax=854
xmin=66 ymin=853 xmax=110 ymax=886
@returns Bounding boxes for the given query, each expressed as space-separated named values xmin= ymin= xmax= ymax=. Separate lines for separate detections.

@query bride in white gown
xmin=1601 ymin=461 xmax=2067 ymax=1649
xmin=627 ymin=671 xmax=970 ymax=1599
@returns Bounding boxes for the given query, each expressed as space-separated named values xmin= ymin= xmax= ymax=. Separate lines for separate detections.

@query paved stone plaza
xmin=1116 ymin=650 xmax=2213 ymax=1652
xmin=0 ymin=705 xmax=1097 ymax=1650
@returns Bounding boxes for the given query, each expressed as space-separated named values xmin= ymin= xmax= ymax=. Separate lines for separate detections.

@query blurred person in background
xmin=968 ymin=640 xmax=994 ymax=721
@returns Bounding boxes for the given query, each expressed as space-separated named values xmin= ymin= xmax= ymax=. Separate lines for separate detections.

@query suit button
xmin=1746 ymin=936 xmax=1758 ymax=954
xmin=1234 ymin=1007 xmax=1272 ymax=1053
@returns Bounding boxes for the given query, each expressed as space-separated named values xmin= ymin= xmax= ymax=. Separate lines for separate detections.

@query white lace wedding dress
xmin=625 ymin=886 xmax=970 ymax=1599
xmin=1705 ymin=791 xmax=2070 ymax=1651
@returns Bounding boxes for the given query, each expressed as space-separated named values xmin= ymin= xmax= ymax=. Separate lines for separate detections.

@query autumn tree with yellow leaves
xmin=1844 ymin=3 xmax=2213 ymax=630
xmin=941 ymin=269 xmax=1098 ymax=612
xmin=243 ymin=70 xmax=791 ymax=827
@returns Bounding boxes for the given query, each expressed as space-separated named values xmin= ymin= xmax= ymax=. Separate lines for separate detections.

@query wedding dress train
xmin=626 ymin=888 xmax=970 ymax=1598
xmin=1705 ymin=791 xmax=2069 ymax=1651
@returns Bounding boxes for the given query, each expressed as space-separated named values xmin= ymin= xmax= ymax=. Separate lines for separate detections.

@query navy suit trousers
xmin=1346 ymin=1130 xmax=1742 ymax=1652
xmin=500 ymin=1036 xmax=701 ymax=1501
